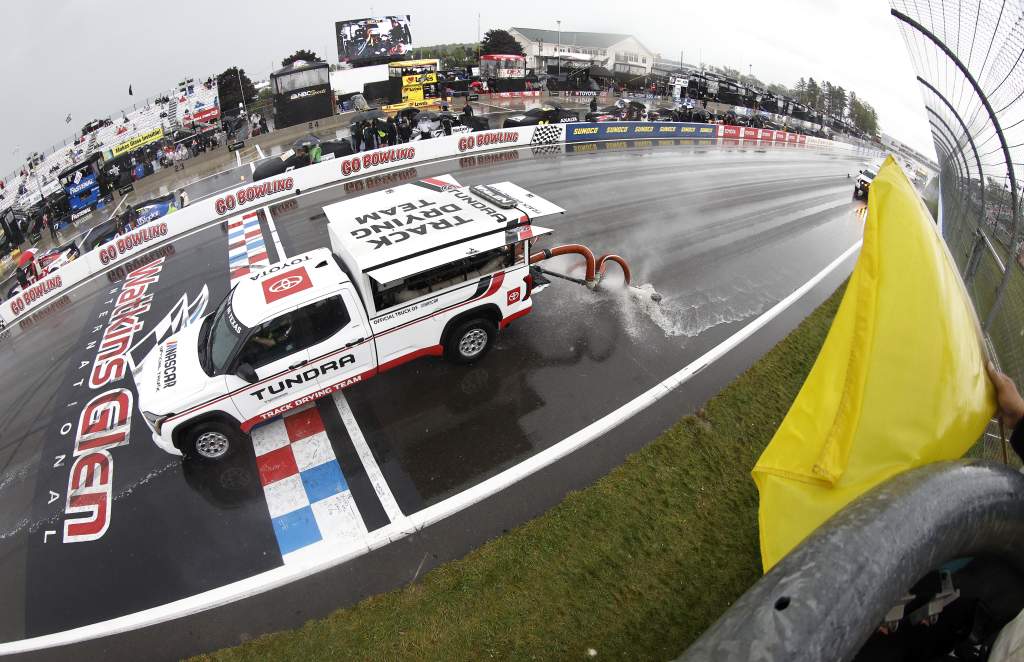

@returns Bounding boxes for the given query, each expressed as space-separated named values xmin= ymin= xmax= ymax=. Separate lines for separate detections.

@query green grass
xmin=195 ymin=284 xmax=847 ymax=662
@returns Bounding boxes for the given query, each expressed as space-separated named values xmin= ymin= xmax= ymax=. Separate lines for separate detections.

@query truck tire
xmin=445 ymin=318 xmax=497 ymax=364
xmin=183 ymin=420 xmax=240 ymax=462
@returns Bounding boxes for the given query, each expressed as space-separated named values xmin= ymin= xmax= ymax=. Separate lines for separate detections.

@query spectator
xmin=14 ymin=266 xmax=28 ymax=289
xmin=463 ymin=101 xmax=474 ymax=118
xmin=373 ymin=118 xmax=387 ymax=146
xmin=590 ymin=97 xmax=598 ymax=113
xmin=259 ymin=115 xmax=269 ymax=134
xmin=178 ymin=188 xmax=190 ymax=208
xmin=362 ymin=121 xmax=377 ymax=151
xmin=351 ymin=121 xmax=363 ymax=152
xmin=385 ymin=116 xmax=397 ymax=146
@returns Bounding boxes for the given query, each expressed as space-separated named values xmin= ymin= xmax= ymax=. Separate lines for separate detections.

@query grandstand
xmin=0 ymin=76 xmax=220 ymax=216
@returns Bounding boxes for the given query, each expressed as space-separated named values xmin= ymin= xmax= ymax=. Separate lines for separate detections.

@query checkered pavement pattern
xmin=251 ymin=405 xmax=368 ymax=563
xmin=228 ymin=211 xmax=270 ymax=284
xmin=530 ymin=124 xmax=564 ymax=145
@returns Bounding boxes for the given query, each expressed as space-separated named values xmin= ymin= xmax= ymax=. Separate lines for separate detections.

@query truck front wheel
xmin=445 ymin=318 xmax=496 ymax=364
xmin=184 ymin=421 xmax=240 ymax=462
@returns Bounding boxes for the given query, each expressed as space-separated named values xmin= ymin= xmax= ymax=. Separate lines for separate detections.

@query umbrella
xmin=291 ymin=134 xmax=322 ymax=149
xmin=351 ymin=109 xmax=387 ymax=123
xmin=17 ymin=248 xmax=37 ymax=267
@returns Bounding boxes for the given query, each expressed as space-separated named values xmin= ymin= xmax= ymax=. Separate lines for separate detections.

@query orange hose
xmin=529 ymin=244 xmax=596 ymax=282
xmin=596 ymin=254 xmax=631 ymax=286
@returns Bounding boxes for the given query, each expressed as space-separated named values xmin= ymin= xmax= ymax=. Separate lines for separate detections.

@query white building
xmin=508 ymin=27 xmax=656 ymax=77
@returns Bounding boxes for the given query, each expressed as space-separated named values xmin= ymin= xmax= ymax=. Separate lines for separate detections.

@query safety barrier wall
xmin=0 ymin=122 xmax=881 ymax=325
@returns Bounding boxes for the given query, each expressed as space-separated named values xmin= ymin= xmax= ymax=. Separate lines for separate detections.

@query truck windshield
xmin=207 ymin=293 xmax=246 ymax=374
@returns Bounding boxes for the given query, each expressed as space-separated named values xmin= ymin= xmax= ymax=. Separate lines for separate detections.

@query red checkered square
xmin=284 ymin=408 xmax=326 ymax=442
xmin=257 ymin=445 xmax=299 ymax=486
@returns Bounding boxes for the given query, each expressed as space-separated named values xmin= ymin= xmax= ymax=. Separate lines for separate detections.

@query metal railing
xmin=891 ymin=0 xmax=1024 ymax=463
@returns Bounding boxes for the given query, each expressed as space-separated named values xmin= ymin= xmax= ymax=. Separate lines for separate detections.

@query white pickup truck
xmin=134 ymin=179 xmax=563 ymax=461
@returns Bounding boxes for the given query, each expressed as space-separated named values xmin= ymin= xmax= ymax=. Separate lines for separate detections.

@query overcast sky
xmin=0 ymin=0 xmax=932 ymax=176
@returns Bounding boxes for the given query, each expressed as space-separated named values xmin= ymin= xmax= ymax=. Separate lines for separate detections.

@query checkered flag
xmin=530 ymin=124 xmax=564 ymax=145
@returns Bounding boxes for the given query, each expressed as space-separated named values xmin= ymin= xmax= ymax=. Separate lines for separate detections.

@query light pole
xmin=556 ymin=20 xmax=561 ymax=78
xmin=236 ymin=68 xmax=248 ymax=119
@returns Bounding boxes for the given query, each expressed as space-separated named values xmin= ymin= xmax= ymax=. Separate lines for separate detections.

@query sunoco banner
xmin=565 ymin=122 xmax=718 ymax=142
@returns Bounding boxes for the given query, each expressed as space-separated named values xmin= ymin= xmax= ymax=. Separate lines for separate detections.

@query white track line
xmin=261 ymin=205 xmax=286 ymax=261
xmin=235 ymin=149 xmax=242 ymax=167
xmin=255 ymin=144 xmax=265 ymax=160
xmin=331 ymin=392 xmax=405 ymax=522
xmin=0 ymin=239 xmax=861 ymax=655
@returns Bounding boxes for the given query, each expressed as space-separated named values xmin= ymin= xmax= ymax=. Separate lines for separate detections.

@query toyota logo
xmin=269 ymin=276 xmax=303 ymax=293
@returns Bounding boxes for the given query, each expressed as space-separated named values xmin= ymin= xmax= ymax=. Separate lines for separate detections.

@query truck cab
xmin=134 ymin=179 xmax=562 ymax=461
xmin=855 ymin=165 xmax=878 ymax=199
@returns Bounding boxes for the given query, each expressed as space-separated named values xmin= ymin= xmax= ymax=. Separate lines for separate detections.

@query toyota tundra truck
xmin=134 ymin=180 xmax=562 ymax=461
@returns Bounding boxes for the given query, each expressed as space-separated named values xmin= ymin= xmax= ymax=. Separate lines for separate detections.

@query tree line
xmin=791 ymin=77 xmax=879 ymax=137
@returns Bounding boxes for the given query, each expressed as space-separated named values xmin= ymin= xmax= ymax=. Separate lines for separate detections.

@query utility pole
xmin=477 ymin=13 xmax=481 ymax=61
xmin=557 ymin=20 xmax=561 ymax=78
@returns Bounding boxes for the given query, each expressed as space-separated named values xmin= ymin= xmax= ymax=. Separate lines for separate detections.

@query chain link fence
xmin=891 ymin=0 xmax=1024 ymax=463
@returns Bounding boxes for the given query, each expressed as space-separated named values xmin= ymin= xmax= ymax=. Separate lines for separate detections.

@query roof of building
xmin=510 ymin=28 xmax=635 ymax=49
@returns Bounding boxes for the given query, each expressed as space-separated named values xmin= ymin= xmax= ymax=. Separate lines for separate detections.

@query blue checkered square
xmin=300 ymin=461 xmax=348 ymax=504
xmin=271 ymin=506 xmax=322 ymax=555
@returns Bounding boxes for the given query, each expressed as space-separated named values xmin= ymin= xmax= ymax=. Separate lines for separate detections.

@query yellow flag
xmin=752 ymin=155 xmax=995 ymax=572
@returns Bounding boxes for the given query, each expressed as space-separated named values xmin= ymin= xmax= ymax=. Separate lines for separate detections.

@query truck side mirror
xmin=236 ymin=363 xmax=258 ymax=383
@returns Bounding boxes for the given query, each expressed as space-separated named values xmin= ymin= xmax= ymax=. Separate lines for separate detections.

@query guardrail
xmin=0 ymin=121 xmax=881 ymax=327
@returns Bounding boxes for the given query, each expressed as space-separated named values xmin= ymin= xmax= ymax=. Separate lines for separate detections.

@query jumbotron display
xmin=336 ymin=15 xmax=413 ymax=65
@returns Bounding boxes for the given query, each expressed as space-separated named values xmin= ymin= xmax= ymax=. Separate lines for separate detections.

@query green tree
xmin=793 ymin=78 xmax=807 ymax=101
xmin=281 ymin=50 xmax=322 ymax=67
xmin=216 ymin=67 xmax=257 ymax=114
xmin=805 ymin=78 xmax=821 ymax=108
xmin=479 ymin=29 xmax=525 ymax=56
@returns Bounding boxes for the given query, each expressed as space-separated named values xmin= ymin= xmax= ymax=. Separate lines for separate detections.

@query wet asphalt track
xmin=0 ymin=140 xmax=867 ymax=660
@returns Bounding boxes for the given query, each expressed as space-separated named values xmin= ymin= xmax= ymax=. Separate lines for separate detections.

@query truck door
xmin=227 ymin=306 xmax=314 ymax=428
xmin=295 ymin=291 xmax=377 ymax=393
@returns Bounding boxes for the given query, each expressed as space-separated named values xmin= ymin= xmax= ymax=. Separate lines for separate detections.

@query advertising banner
xmin=402 ymin=73 xmax=437 ymax=86
xmin=336 ymin=15 xmax=412 ymax=64
xmin=111 ymin=127 xmax=164 ymax=157
xmin=720 ymin=125 xmax=741 ymax=139
xmin=189 ymin=107 xmax=220 ymax=123
xmin=564 ymin=122 xmax=718 ymax=142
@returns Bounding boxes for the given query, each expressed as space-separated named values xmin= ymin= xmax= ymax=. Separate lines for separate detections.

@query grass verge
xmin=195 ymin=283 xmax=846 ymax=662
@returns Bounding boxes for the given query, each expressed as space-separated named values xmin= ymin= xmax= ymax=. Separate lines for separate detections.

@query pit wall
xmin=0 ymin=123 xmax=882 ymax=325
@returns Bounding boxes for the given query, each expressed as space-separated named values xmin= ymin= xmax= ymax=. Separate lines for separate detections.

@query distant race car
xmin=408 ymin=111 xmax=489 ymax=140
xmin=502 ymin=103 xmax=579 ymax=128
xmin=6 ymin=243 xmax=80 ymax=299
xmin=252 ymin=140 xmax=355 ymax=182
xmin=584 ymin=105 xmax=625 ymax=122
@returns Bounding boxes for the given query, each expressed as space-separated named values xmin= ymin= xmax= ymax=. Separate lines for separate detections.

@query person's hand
xmin=988 ymin=362 xmax=1024 ymax=429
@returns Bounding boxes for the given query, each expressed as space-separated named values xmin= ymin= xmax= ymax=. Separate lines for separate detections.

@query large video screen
xmin=336 ymin=15 xmax=413 ymax=64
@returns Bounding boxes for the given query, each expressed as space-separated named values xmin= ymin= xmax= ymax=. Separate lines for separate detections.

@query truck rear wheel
xmin=184 ymin=421 xmax=240 ymax=462
xmin=445 ymin=318 xmax=496 ymax=364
